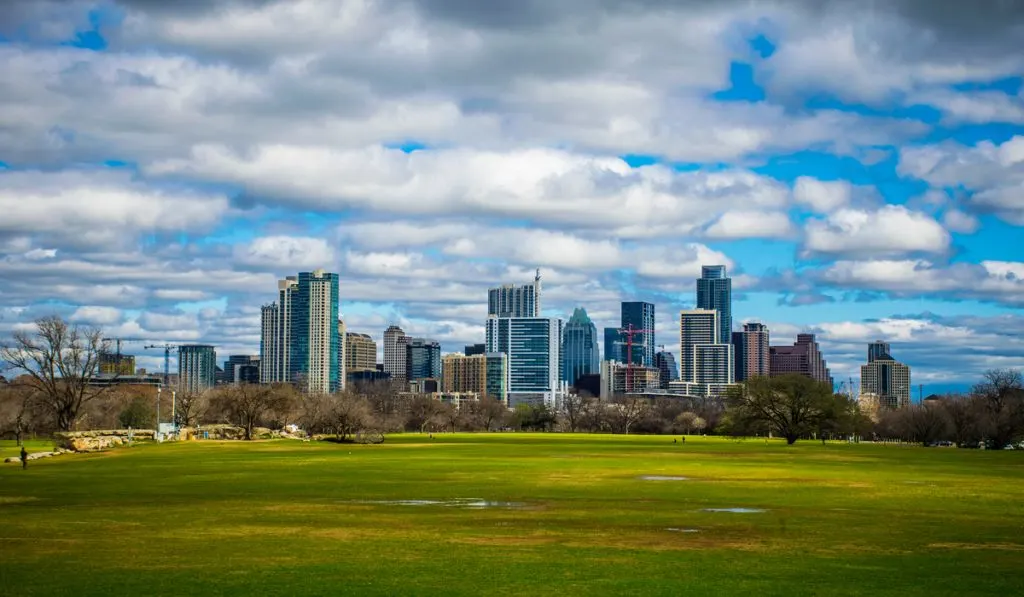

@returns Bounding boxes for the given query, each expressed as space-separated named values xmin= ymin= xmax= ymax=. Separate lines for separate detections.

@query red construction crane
xmin=615 ymin=324 xmax=655 ymax=393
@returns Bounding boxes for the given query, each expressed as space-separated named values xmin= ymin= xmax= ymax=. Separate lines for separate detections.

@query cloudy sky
xmin=1 ymin=0 xmax=1022 ymax=394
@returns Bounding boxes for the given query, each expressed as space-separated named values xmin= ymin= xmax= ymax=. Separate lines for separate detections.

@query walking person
xmin=20 ymin=445 xmax=28 ymax=470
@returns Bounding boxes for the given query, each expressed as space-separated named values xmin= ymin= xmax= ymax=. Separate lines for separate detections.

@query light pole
xmin=156 ymin=386 xmax=162 ymax=442
xmin=172 ymin=390 xmax=177 ymax=432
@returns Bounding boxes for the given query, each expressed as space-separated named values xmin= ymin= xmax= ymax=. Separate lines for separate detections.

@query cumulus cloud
xmin=803 ymin=206 xmax=951 ymax=258
xmin=793 ymin=177 xmax=852 ymax=213
xmin=69 ymin=306 xmax=123 ymax=326
xmin=899 ymin=135 xmax=1024 ymax=226
xmin=234 ymin=236 xmax=338 ymax=271
xmin=0 ymin=169 xmax=230 ymax=247
xmin=150 ymin=145 xmax=797 ymax=239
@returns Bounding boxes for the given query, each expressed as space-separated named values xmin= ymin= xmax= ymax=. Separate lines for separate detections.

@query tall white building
xmin=860 ymin=346 xmax=911 ymax=410
xmin=488 ymin=270 xmax=542 ymax=318
xmin=337 ymin=319 xmax=347 ymax=392
xmin=383 ymin=325 xmax=408 ymax=384
xmin=260 ymin=276 xmax=297 ymax=384
xmin=679 ymin=308 xmax=734 ymax=387
xmin=486 ymin=316 xmax=565 ymax=408
xmin=259 ymin=271 xmax=341 ymax=394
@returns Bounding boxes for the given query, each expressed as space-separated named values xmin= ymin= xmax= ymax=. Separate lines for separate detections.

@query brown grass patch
xmin=928 ymin=542 xmax=1024 ymax=551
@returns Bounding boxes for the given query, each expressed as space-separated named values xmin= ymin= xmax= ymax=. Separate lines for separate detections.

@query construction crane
xmin=144 ymin=344 xmax=179 ymax=388
xmin=614 ymin=324 xmax=655 ymax=393
xmin=100 ymin=337 xmax=146 ymax=374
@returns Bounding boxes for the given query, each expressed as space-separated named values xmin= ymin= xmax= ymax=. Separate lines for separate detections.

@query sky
xmin=0 ymin=0 xmax=1022 ymax=396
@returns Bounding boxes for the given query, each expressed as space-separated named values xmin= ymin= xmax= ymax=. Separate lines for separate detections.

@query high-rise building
xmin=406 ymin=338 xmax=441 ymax=382
xmin=487 ymin=270 xmax=542 ymax=318
xmin=861 ymin=344 xmax=911 ymax=410
xmin=770 ymin=334 xmax=833 ymax=386
xmin=442 ymin=352 xmax=508 ymax=405
xmin=732 ymin=322 xmax=770 ymax=382
xmin=696 ymin=265 xmax=732 ymax=352
xmin=620 ymin=302 xmax=655 ymax=367
xmin=599 ymin=360 xmax=661 ymax=399
xmin=259 ymin=271 xmax=342 ymax=394
xmin=654 ymin=351 xmax=679 ymax=389
xmin=99 ymin=353 xmax=136 ymax=376
xmin=679 ymin=309 xmax=718 ymax=382
xmin=337 ymin=320 xmax=347 ymax=391
xmin=223 ymin=355 xmax=260 ymax=385
xmin=345 ymin=332 xmax=377 ymax=373
xmin=464 ymin=343 xmax=486 ymax=357
xmin=178 ymin=344 xmax=217 ymax=394
xmin=562 ymin=307 xmax=600 ymax=386
xmin=290 ymin=270 xmax=341 ymax=394
xmin=486 ymin=316 xmax=565 ymax=407
xmin=260 ymin=276 xmax=297 ymax=384
xmin=383 ymin=325 xmax=408 ymax=384
xmin=868 ymin=340 xmax=891 ymax=364
xmin=603 ymin=327 xmax=621 ymax=363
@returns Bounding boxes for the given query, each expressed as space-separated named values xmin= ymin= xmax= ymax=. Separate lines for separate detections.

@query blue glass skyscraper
xmin=603 ymin=327 xmax=621 ymax=363
xmin=289 ymin=269 xmax=341 ymax=394
xmin=696 ymin=265 xmax=732 ymax=351
xmin=561 ymin=307 xmax=600 ymax=385
xmin=620 ymin=301 xmax=655 ymax=367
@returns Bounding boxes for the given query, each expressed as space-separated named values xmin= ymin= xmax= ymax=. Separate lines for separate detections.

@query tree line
xmin=2 ymin=316 xmax=1022 ymax=448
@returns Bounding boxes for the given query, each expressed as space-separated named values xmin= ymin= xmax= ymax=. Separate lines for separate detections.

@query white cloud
xmin=0 ymin=169 xmax=230 ymax=247
xmin=899 ymin=135 xmax=1024 ymax=225
xmin=803 ymin=206 xmax=950 ymax=257
xmin=913 ymin=89 xmax=1024 ymax=124
xmin=793 ymin=177 xmax=852 ymax=213
xmin=69 ymin=306 xmax=123 ymax=326
xmin=704 ymin=210 xmax=794 ymax=239
xmin=234 ymin=236 xmax=338 ymax=271
xmin=942 ymin=209 xmax=981 ymax=234
xmin=818 ymin=259 xmax=1024 ymax=304
xmin=149 ymin=145 xmax=796 ymax=239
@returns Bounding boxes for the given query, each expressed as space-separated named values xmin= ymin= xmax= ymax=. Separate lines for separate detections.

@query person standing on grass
xmin=21 ymin=445 xmax=28 ymax=470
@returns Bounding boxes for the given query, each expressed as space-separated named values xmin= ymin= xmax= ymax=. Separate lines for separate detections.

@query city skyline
xmin=1 ymin=2 xmax=1022 ymax=396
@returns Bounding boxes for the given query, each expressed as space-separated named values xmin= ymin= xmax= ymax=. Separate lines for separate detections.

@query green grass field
xmin=1 ymin=434 xmax=1023 ymax=596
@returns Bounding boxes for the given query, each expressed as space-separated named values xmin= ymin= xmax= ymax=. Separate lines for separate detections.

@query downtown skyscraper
xmin=488 ymin=269 xmax=542 ymax=318
xmin=620 ymin=301 xmax=655 ymax=367
xmin=696 ymin=265 xmax=732 ymax=348
xmin=561 ymin=307 xmax=600 ymax=386
xmin=383 ymin=325 xmax=408 ymax=384
xmin=259 ymin=269 xmax=341 ymax=394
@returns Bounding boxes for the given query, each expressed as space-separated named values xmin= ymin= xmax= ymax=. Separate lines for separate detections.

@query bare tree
xmin=938 ymin=394 xmax=981 ymax=447
xmin=329 ymin=392 xmax=374 ymax=441
xmin=406 ymin=395 xmax=444 ymax=433
xmin=560 ymin=393 xmax=590 ymax=433
xmin=897 ymin=403 xmax=951 ymax=447
xmin=675 ymin=411 xmax=699 ymax=434
xmin=0 ymin=382 xmax=41 ymax=445
xmin=471 ymin=396 xmax=508 ymax=431
xmin=211 ymin=383 xmax=294 ymax=440
xmin=0 ymin=316 xmax=111 ymax=431
xmin=972 ymin=369 xmax=1024 ymax=449
xmin=439 ymin=402 xmax=460 ymax=433
xmin=610 ymin=396 xmax=647 ymax=434
xmin=175 ymin=390 xmax=210 ymax=428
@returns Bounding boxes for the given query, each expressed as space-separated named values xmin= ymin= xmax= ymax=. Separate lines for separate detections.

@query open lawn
xmin=1 ymin=434 xmax=1023 ymax=596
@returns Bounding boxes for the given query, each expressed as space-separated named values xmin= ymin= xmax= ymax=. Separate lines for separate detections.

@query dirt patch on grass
xmin=0 ymin=496 xmax=40 ymax=505
xmin=928 ymin=542 xmax=1024 ymax=552
xmin=450 ymin=535 xmax=560 ymax=547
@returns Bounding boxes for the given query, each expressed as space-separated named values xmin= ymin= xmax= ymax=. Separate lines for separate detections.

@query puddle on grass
xmin=344 ymin=499 xmax=529 ymax=509
xmin=638 ymin=475 xmax=690 ymax=481
xmin=665 ymin=528 xmax=701 ymax=533
xmin=702 ymin=508 xmax=766 ymax=514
